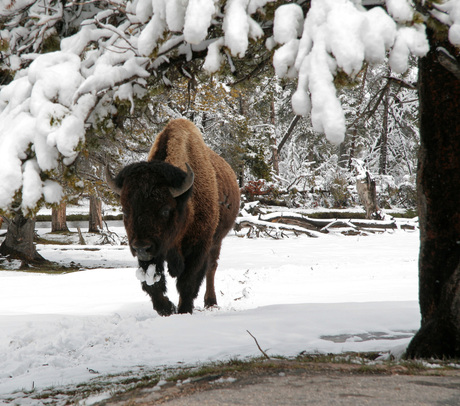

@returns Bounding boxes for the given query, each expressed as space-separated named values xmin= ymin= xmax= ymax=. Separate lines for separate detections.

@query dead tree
xmin=356 ymin=172 xmax=382 ymax=220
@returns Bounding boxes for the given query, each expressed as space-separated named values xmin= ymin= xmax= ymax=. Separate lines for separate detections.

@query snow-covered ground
xmin=0 ymin=223 xmax=421 ymax=404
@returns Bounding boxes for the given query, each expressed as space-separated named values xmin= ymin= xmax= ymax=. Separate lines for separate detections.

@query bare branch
xmin=247 ymin=330 xmax=271 ymax=360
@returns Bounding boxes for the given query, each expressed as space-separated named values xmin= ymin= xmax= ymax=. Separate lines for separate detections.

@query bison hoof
xmin=177 ymin=304 xmax=194 ymax=314
xmin=155 ymin=301 xmax=177 ymax=317
xmin=205 ymin=304 xmax=220 ymax=311
xmin=204 ymin=297 xmax=217 ymax=308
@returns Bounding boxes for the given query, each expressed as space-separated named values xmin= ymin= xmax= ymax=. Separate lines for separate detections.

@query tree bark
xmin=51 ymin=201 xmax=69 ymax=232
xmin=0 ymin=213 xmax=45 ymax=265
xmin=89 ymin=195 xmax=103 ymax=233
xmin=406 ymin=32 xmax=460 ymax=358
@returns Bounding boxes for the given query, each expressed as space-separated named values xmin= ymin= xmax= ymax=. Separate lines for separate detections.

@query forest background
xmin=0 ymin=0 xmax=421 ymax=223
xmin=97 ymin=58 xmax=420 ymax=216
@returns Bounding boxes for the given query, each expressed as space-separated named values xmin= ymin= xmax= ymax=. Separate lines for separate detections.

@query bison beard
xmin=107 ymin=119 xmax=240 ymax=316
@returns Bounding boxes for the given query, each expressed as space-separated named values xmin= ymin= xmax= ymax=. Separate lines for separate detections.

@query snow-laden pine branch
xmin=0 ymin=0 xmax=457 ymax=213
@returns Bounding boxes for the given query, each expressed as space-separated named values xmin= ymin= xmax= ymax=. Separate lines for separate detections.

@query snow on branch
xmin=0 ymin=0 xmax=451 ymax=213
xmin=280 ymin=1 xmax=429 ymax=145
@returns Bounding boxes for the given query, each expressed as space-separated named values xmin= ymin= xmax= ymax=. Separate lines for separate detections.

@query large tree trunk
xmin=89 ymin=195 xmax=103 ymax=233
xmin=0 ymin=213 xmax=45 ymax=265
xmin=51 ymin=201 xmax=69 ymax=232
xmin=406 ymin=32 xmax=460 ymax=358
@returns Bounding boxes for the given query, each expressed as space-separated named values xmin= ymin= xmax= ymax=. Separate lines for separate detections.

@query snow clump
xmin=184 ymin=0 xmax=217 ymax=44
xmin=0 ymin=52 xmax=86 ymax=213
xmin=136 ymin=265 xmax=161 ymax=286
xmin=203 ymin=38 xmax=226 ymax=73
xmin=436 ymin=0 xmax=460 ymax=45
xmin=386 ymin=0 xmax=414 ymax=23
xmin=273 ymin=4 xmax=304 ymax=44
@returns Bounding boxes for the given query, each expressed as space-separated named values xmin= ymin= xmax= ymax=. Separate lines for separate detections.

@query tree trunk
xmin=0 ymin=213 xmax=45 ymax=265
xmin=356 ymin=172 xmax=381 ymax=220
xmin=89 ymin=195 xmax=103 ymax=233
xmin=270 ymin=93 xmax=279 ymax=175
xmin=338 ymin=136 xmax=349 ymax=169
xmin=406 ymin=32 xmax=460 ymax=358
xmin=379 ymin=84 xmax=390 ymax=175
xmin=51 ymin=201 xmax=68 ymax=232
xmin=277 ymin=115 xmax=301 ymax=155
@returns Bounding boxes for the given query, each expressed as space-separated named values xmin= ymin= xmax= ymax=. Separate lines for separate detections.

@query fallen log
xmin=234 ymin=217 xmax=321 ymax=239
xmin=260 ymin=212 xmax=417 ymax=232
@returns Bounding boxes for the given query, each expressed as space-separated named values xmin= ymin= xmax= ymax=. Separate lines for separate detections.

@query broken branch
xmin=247 ymin=330 xmax=271 ymax=360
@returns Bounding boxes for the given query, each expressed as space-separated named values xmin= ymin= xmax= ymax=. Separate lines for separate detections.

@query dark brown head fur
xmin=114 ymin=161 xmax=192 ymax=268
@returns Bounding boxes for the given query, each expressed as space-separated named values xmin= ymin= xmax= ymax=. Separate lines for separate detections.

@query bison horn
xmin=169 ymin=163 xmax=194 ymax=198
xmin=105 ymin=165 xmax=122 ymax=196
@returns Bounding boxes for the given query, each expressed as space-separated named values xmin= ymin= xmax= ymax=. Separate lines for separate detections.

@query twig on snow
xmin=247 ymin=330 xmax=271 ymax=360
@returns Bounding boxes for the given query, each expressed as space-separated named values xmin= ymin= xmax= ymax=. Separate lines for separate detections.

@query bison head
xmin=106 ymin=161 xmax=194 ymax=270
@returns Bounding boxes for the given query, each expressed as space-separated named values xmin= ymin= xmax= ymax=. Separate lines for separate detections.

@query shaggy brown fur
xmin=112 ymin=119 xmax=240 ymax=315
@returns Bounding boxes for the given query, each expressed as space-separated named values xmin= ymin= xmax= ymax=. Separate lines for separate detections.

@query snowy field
xmin=0 ymin=223 xmax=421 ymax=404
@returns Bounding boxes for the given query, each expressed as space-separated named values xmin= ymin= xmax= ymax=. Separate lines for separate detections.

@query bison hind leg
xmin=204 ymin=263 xmax=218 ymax=308
xmin=204 ymin=243 xmax=224 ymax=308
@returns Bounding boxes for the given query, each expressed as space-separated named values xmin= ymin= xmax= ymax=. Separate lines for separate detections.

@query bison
xmin=106 ymin=119 xmax=240 ymax=316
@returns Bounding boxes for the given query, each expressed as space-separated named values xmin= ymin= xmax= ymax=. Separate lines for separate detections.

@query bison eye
xmin=160 ymin=207 xmax=170 ymax=218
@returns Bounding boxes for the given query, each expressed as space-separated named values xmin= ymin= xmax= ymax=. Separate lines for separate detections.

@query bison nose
xmin=132 ymin=241 xmax=155 ymax=261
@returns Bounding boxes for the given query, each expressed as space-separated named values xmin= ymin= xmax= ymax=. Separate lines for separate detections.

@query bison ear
xmin=169 ymin=163 xmax=194 ymax=198
xmin=105 ymin=165 xmax=122 ymax=196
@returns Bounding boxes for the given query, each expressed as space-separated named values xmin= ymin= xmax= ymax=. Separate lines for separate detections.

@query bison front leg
xmin=141 ymin=273 xmax=176 ymax=317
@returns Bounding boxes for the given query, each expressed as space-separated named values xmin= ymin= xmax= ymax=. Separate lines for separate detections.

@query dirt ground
xmin=97 ymin=359 xmax=460 ymax=406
